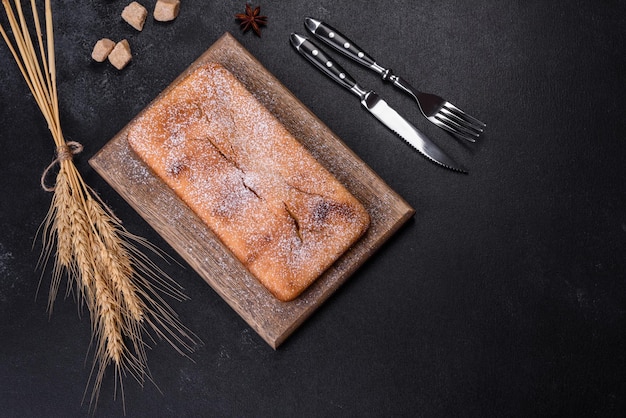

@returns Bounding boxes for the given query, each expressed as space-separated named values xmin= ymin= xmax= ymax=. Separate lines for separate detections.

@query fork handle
xmin=290 ymin=33 xmax=368 ymax=100
xmin=305 ymin=18 xmax=386 ymax=75
xmin=305 ymin=18 xmax=414 ymax=98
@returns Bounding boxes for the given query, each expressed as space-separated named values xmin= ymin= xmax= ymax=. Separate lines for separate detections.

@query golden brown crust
xmin=127 ymin=62 xmax=369 ymax=301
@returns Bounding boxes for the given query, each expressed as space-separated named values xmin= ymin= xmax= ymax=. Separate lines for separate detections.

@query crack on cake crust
xmin=242 ymin=177 xmax=261 ymax=200
xmin=203 ymin=133 xmax=243 ymax=173
xmin=286 ymin=181 xmax=328 ymax=202
xmin=283 ymin=202 xmax=303 ymax=243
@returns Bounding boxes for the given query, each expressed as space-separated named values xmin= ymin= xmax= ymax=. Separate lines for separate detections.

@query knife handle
xmin=305 ymin=18 xmax=385 ymax=75
xmin=290 ymin=33 xmax=368 ymax=100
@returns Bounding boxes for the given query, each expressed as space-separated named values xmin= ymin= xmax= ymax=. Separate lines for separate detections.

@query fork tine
xmin=439 ymin=106 xmax=485 ymax=135
xmin=442 ymin=101 xmax=486 ymax=128
xmin=435 ymin=111 xmax=482 ymax=140
xmin=430 ymin=117 xmax=479 ymax=143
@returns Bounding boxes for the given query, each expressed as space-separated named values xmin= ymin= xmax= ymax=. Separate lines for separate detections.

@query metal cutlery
xmin=305 ymin=18 xmax=486 ymax=143
xmin=290 ymin=33 xmax=466 ymax=174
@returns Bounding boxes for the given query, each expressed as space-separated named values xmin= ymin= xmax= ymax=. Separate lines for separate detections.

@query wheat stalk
xmin=1 ymin=1 xmax=197 ymax=413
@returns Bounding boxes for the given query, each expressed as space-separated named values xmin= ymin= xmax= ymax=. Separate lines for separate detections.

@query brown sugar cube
xmin=91 ymin=38 xmax=115 ymax=62
xmin=122 ymin=1 xmax=148 ymax=31
xmin=154 ymin=0 xmax=180 ymax=22
xmin=108 ymin=40 xmax=132 ymax=70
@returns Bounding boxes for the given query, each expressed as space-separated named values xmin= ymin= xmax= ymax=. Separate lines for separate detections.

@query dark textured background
xmin=1 ymin=0 xmax=625 ymax=416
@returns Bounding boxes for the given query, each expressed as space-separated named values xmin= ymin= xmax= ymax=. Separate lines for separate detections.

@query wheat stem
xmin=2 ymin=1 xmax=198 ymax=412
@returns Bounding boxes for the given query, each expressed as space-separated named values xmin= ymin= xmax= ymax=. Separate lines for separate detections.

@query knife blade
xmin=290 ymin=33 xmax=466 ymax=173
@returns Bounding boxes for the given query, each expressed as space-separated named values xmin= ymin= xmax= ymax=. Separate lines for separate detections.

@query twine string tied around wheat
xmin=41 ymin=140 xmax=83 ymax=191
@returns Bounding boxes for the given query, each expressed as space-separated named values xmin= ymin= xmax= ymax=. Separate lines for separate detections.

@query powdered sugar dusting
xmin=126 ymin=62 xmax=370 ymax=301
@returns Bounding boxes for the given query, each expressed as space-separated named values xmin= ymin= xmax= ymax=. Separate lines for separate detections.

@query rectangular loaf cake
xmin=127 ymin=62 xmax=370 ymax=301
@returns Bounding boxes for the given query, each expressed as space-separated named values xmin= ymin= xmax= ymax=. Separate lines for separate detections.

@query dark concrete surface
xmin=1 ymin=1 xmax=625 ymax=416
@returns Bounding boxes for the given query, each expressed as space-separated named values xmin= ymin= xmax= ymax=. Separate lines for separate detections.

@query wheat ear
xmin=1 ymin=1 xmax=198 ymax=413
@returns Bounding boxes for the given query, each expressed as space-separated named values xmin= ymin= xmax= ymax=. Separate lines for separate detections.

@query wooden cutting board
xmin=89 ymin=33 xmax=414 ymax=349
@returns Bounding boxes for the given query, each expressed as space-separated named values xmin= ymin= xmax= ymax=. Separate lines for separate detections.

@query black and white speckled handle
xmin=305 ymin=18 xmax=384 ymax=75
xmin=290 ymin=33 xmax=368 ymax=100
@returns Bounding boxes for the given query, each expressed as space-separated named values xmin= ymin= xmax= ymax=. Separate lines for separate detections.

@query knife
xmin=290 ymin=33 xmax=466 ymax=173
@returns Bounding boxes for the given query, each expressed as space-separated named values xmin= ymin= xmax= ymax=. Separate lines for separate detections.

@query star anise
xmin=235 ymin=4 xmax=267 ymax=37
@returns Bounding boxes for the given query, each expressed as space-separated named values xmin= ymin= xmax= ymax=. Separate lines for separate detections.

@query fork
xmin=305 ymin=17 xmax=486 ymax=143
